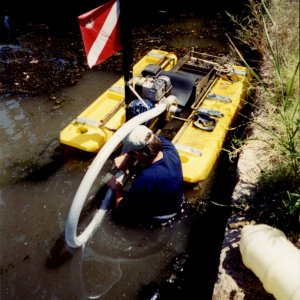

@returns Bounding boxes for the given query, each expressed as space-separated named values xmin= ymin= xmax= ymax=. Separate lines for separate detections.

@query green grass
xmin=227 ymin=0 xmax=299 ymax=238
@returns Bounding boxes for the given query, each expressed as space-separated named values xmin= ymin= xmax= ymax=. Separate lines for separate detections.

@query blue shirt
xmin=118 ymin=136 xmax=183 ymax=223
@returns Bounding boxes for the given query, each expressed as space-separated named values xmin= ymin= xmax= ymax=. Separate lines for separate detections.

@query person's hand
xmin=108 ymin=176 xmax=122 ymax=190
xmin=114 ymin=153 xmax=131 ymax=172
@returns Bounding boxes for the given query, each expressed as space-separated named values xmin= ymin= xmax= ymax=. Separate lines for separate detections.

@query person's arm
xmin=113 ymin=153 xmax=134 ymax=173
xmin=108 ymin=153 xmax=136 ymax=207
xmin=108 ymin=176 xmax=124 ymax=207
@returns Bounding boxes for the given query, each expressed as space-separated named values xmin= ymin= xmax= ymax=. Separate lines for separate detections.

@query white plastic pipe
xmin=240 ymin=224 xmax=300 ymax=300
xmin=65 ymin=97 xmax=176 ymax=248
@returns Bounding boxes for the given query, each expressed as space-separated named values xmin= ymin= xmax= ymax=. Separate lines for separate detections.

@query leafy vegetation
xmin=229 ymin=0 xmax=299 ymax=240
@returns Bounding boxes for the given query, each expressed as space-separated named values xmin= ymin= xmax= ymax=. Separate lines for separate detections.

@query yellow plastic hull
xmin=60 ymin=50 xmax=177 ymax=152
xmin=172 ymin=66 xmax=250 ymax=183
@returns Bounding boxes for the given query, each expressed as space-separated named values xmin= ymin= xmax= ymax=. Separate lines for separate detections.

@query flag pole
xmin=119 ymin=0 xmax=133 ymax=119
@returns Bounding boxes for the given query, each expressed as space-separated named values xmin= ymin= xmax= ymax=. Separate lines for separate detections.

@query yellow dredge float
xmin=60 ymin=49 xmax=250 ymax=184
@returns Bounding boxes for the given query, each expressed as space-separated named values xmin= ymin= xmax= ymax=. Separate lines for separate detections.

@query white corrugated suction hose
xmin=240 ymin=224 xmax=300 ymax=300
xmin=65 ymin=96 xmax=177 ymax=248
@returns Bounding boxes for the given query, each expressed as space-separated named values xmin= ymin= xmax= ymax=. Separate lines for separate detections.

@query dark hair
xmin=138 ymin=133 xmax=162 ymax=160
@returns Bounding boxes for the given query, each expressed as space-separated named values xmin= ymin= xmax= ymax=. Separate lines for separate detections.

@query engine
xmin=135 ymin=75 xmax=172 ymax=102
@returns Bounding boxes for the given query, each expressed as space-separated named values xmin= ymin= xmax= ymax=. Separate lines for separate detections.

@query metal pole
xmin=119 ymin=0 xmax=133 ymax=119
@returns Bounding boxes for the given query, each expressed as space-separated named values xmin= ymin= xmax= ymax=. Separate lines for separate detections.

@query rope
xmin=213 ymin=63 xmax=235 ymax=74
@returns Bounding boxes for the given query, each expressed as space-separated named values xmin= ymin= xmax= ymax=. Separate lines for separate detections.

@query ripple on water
xmin=71 ymin=246 xmax=122 ymax=299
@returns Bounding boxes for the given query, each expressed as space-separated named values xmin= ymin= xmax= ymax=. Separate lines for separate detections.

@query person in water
xmin=108 ymin=125 xmax=184 ymax=225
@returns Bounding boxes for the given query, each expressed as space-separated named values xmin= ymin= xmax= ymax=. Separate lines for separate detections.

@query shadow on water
xmin=45 ymin=181 xmax=113 ymax=270
xmin=45 ymin=234 xmax=74 ymax=269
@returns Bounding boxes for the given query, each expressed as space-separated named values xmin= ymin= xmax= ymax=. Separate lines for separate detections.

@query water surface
xmin=0 ymin=6 xmax=240 ymax=299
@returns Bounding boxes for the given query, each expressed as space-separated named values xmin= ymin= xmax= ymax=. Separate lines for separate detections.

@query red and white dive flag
xmin=78 ymin=0 xmax=122 ymax=68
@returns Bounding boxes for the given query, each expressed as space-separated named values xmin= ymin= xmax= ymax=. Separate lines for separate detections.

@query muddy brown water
xmin=0 ymin=5 xmax=245 ymax=300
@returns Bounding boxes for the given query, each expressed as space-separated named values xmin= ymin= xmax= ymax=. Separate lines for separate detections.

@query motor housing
xmin=135 ymin=75 xmax=172 ymax=102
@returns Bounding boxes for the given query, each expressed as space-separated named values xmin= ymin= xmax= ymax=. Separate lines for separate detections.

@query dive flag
xmin=78 ymin=0 xmax=122 ymax=68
